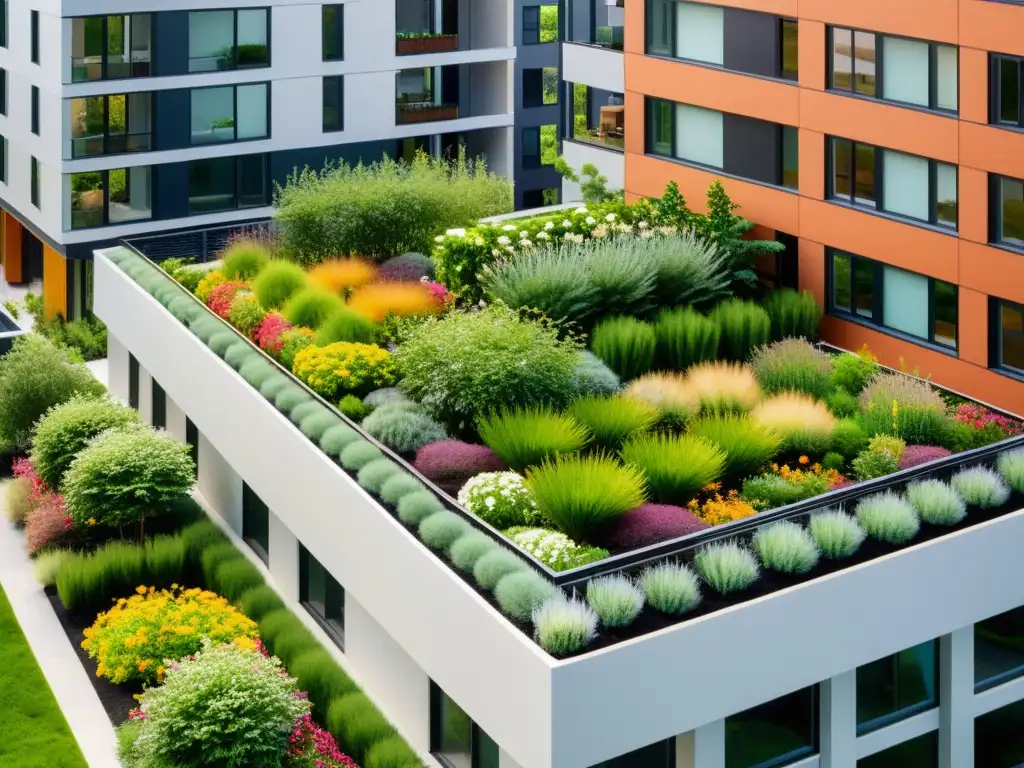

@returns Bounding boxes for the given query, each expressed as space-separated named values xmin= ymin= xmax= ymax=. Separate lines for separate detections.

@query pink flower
xmin=255 ymin=312 xmax=292 ymax=353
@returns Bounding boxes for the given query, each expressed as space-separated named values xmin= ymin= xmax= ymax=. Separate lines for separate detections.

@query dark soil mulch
xmin=47 ymin=590 xmax=141 ymax=726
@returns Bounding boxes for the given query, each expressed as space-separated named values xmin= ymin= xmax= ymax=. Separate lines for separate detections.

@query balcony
xmin=567 ymin=0 xmax=624 ymax=51
xmin=69 ymin=168 xmax=152 ymax=230
xmin=70 ymin=14 xmax=151 ymax=82
xmin=569 ymin=83 xmax=624 ymax=151
xmin=396 ymin=0 xmax=458 ymax=54
xmin=69 ymin=93 xmax=152 ymax=159
xmin=396 ymin=67 xmax=458 ymax=124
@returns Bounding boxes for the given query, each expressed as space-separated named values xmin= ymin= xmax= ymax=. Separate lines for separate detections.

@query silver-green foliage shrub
xmin=224 ymin=343 xmax=252 ymax=370
xmin=494 ymin=570 xmax=556 ymax=621
xmin=809 ymin=509 xmax=866 ymax=559
xmin=356 ymin=458 xmax=401 ymax=494
xmin=997 ymin=448 xmax=1024 ymax=493
xmin=570 ymin=351 xmax=620 ymax=398
xmin=587 ymin=574 xmax=645 ymax=627
xmin=473 ymin=548 xmax=528 ymax=589
xmin=752 ymin=522 xmax=820 ymax=574
xmin=694 ymin=542 xmax=760 ymax=595
xmin=239 ymin=358 xmax=276 ymax=389
xmin=259 ymin=374 xmax=290 ymax=400
xmin=363 ymin=388 xmax=409 ymax=408
xmin=274 ymin=385 xmax=309 ymax=414
xmin=640 ymin=562 xmax=701 ymax=615
xmin=906 ymin=479 xmax=967 ymax=525
xmin=379 ymin=474 xmax=426 ymax=505
xmin=290 ymin=401 xmax=322 ymax=424
xmin=532 ymin=593 xmax=598 ymax=655
xmin=418 ymin=511 xmax=470 ymax=550
xmin=449 ymin=530 xmax=498 ymax=572
xmin=362 ymin=406 xmax=447 ymax=454
xmin=951 ymin=466 xmax=1011 ymax=508
xmin=320 ymin=423 xmax=360 ymax=456
xmin=397 ymin=490 xmax=444 ymax=525
xmin=340 ymin=440 xmax=383 ymax=470
xmin=31 ymin=394 xmax=141 ymax=489
xmin=208 ymin=332 xmax=237 ymax=357
xmin=855 ymin=491 xmax=920 ymax=543
xmin=299 ymin=411 xmax=340 ymax=442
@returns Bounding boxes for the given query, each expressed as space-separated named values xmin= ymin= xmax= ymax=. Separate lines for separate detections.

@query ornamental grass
xmin=684 ymin=362 xmax=762 ymax=415
xmin=308 ymin=258 xmax=377 ymax=294
xmin=347 ymin=282 xmax=441 ymax=323
xmin=750 ymin=393 xmax=837 ymax=454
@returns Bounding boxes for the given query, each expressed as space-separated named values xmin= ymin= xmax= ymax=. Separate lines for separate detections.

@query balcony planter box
xmin=396 ymin=104 xmax=459 ymax=124
xmin=396 ymin=35 xmax=458 ymax=55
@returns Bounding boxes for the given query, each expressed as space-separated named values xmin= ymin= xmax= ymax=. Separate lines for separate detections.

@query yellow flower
xmin=135 ymin=586 xmax=148 ymax=595
xmin=798 ymin=455 xmax=809 ymax=465
xmin=87 ymin=517 xmax=96 ymax=526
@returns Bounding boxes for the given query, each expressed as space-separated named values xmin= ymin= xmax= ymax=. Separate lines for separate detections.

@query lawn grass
xmin=0 ymin=586 xmax=87 ymax=768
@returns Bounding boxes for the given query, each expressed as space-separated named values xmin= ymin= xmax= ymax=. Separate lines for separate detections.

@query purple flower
xmin=899 ymin=445 xmax=953 ymax=470
xmin=414 ymin=440 xmax=506 ymax=495
xmin=604 ymin=504 xmax=710 ymax=550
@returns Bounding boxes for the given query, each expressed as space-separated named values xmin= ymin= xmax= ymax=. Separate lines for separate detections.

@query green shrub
xmin=906 ymin=479 xmax=966 ymax=526
xmin=275 ymin=385 xmax=310 ymax=413
xmin=568 ymin=395 xmax=657 ymax=451
xmin=494 ymin=570 xmax=556 ymax=621
xmin=180 ymin=519 xmax=227 ymax=567
xmin=283 ymin=288 xmax=347 ymax=329
xmin=764 ymin=289 xmax=822 ymax=341
xmin=532 ymin=594 xmax=598 ymax=655
xmin=688 ymin=414 xmax=781 ymax=479
xmin=190 ymin=315 xmax=223 ymax=343
xmin=145 ymin=534 xmax=187 ymax=587
xmin=213 ymin=558 xmax=264 ymax=602
xmin=169 ymin=296 xmax=202 ymax=323
xmin=710 ymin=299 xmax=771 ymax=362
xmin=832 ymin=419 xmax=869 ymax=461
xmin=30 ymin=394 xmax=141 ymax=490
xmin=449 ymin=530 xmax=498 ymax=572
xmin=321 ymin=423 xmax=360 ymax=456
xmin=228 ymin=294 xmax=266 ymax=336
xmin=653 ymin=307 xmax=720 ymax=371
xmin=640 ymin=563 xmax=701 ymax=615
xmin=290 ymin=649 xmax=358 ymax=716
xmin=694 ymin=542 xmax=760 ymax=594
xmin=821 ymin=451 xmax=845 ymax=472
xmin=208 ymin=331 xmax=237 ymax=357
xmin=252 ymin=261 xmax=308 ymax=309
xmin=260 ymin=611 xmax=318 ymax=665
xmin=831 ymin=352 xmax=878 ymax=395
xmin=645 ymin=228 xmax=731 ymax=308
xmin=827 ymin=388 xmax=859 ymax=419
xmin=473 ymin=548 xmax=529 ymax=590
xmin=397 ymin=489 xmax=444 ymax=525
xmin=620 ymin=433 xmax=724 ymax=505
xmin=33 ymin=548 xmax=69 ymax=587
xmin=0 ymin=334 xmax=105 ymax=450
xmin=239 ymin=585 xmax=285 ymax=621
xmin=587 ymin=574 xmax=645 ymax=626
xmin=340 ymin=440 xmax=383 ymax=470
xmin=997 ymin=448 xmax=1024 ymax=493
xmin=63 ymin=426 xmax=196 ymax=529
xmin=750 ymin=338 xmax=834 ymax=399
xmin=239 ymin=358 xmax=277 ymax=389
xmin=201 ymin=541 xmax=244 ymax=585
xmin=357 ymin=458 xmax=402 ymax=494
xmin=526 ymin=453 xmax=645 ymax=543
xmin=221 ymin=240 xmax=270 ymax=279
xmin=276 ymin=149 xmax=511 ymax=264
xmin=590 ymin=316 xmax=656 ymax=381
xmin=365 ymin=736 xmax=422 ymax=768
xmin=852 ymin=449 xmax=900 ymax=481
xmin=752 ymin=522 xmax=819 ymax=574
xmin=326 ymin=693 xmax=396 ymax=763
xmin=396 ymin=305 xmax=580 ymax=431
xmin=418 ymin=511 xmax=470 ymax=550
xmin=224 ymin=342 xmax=254 ymax=370
xmin=951 ymin=466 xmax=1011 ymax=508
xmin=478 ymin=407 xmax=589 ymax=471
xmin=338 ymin=395 xmax=372 ymax=422
xmin=364 ymin=388 xmax=409 ymax=408
xmin=458 ymin=471 xmax=541 ymax=529
xmin=378 ymin=474 xmax=425 ymax=506
xmin=317 ymin=307 xmax=377 ymax=345
xmin=868 ymin=434 xmax=906 ymax=461
xmin=279 ymin=329 xmax=317 ymax=370
xmin=858 ymin=404 xmax=950 ymax=445
xmin=362 ymin=407 xmax=447 ymax=455
xmin=300 ymin=411 xmax=341 ymax=442
xmin=259 ymin=373 xmax=290 ymax=400
xmin=3 ymin=476 xmax=31 ymax=524
xmin=809 ymin=509 xmax=866 ymax=559
xmin=856 ymin=492 xmax=920 ymax=543
xmin=289 ymin=400 xmax=324 ymax=423
xmin=570 ymin=351 xmax=620 ymax=398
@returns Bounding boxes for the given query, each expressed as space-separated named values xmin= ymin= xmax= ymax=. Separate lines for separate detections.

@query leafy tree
xmin=701 ymin=180 xmax=784 ymax=293
xmin=554 ymin=158 xmax=621 ymax=205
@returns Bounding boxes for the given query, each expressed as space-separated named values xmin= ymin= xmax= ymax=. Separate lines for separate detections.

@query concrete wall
xmin=560 ymin=137 xmax=624 ymax=201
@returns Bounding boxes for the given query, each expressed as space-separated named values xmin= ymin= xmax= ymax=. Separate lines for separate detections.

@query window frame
xmin=991 ymin=53 xmax=1023 ymax=129
xmin=0 ymin=135 xmax=6 ymax=184
xmin=70 ymin=93 xmax=154 ymax=157
xmin=568 ymin=82 xmax=625 ymax=152
xmin=128 ymin=353 xmax=139 ymax=409
xmin=0 ymin=0 xmax=6 ymax=48
xmin=322 ymin=4 xmax=344 ymax=61
xmin=31 ymin=86 xmax=39 ymax=136
xmin=827 ymin=248 xmax=959 ymax=352
xmin=0 ymin=68 xmax=7 ymax=116
xmin=827 ymin=136 xmax=958 ymax=230
xmin=69 ymin=167 xmax=153 ymax=229
xmin=724 ymin=686 xmax=819 ymax=768
xmin=30 ymin=156 xmax=39 ymax=208
xmin=991 ymin=297 xmax=1024 ymax=378
xmin=187 ymin=153 xmax=269 ymax=215
xmin=242 ymin=481 xmax=270 ymax=563
xmin=299 ymin=543 xmax=345 ymax=648
xmin=151 ymin=378 xmax=166 ymax=429
xmin=827 ymin=25 xmax=959 ymax=115
xmin=189 ymin=82 xmax=270 ymax=146
xmin=991 ymin=174 xmax=1024 ymax=251
xmin=644 ymin=0 xmax=675 ymax=57
xmin=185 ymin=417 xmax=199 ymax=476
xmin=70 ymin=14 xmax=153 ymax=82
xmin=855 ymin=640 xmax=940 ymax=735
xmin=521 ymin=126 xmax=542 ymax=168
xmin=779 ymin=18 xmax=799 ymax=82
xmin=523 ymin=5 xmax=557 ymax=45
xmin=30 ymin=10 xmax=39 ymax=65
xmin=187 ymin=8 xmax=271 ymax=73
xmin=429 ymin=681 xmax=499 ymax=768
xmin=522 ymin=67 xmax=558 ymax=108
xmin=322 ymin=75 xmax=344 ymax=132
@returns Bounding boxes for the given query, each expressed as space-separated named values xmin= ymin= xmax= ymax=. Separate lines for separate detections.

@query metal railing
xmin=121 ymin=219 xmax=273 ymax=264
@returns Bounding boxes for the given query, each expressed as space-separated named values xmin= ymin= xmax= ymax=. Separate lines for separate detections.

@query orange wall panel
xmin=3 ymin=212 xmax=22 ymax=284
xmin=797 ymin=239 xmax=825 ymax=305
xmin=624 ymin=0 xmax=644 ymax=56
xmin=959 ymin=241 xmax=1024 ymax=306
xmin=959 ymin=122 xmax=1024 ymax=181
xmin=958 ymin=167 xmax=989 ymax=246
xmin=42 ymin=245 xmax=67 ymax=320
xmin=959 ymin=47 xmax=989 ymax=125
xmin=624 ymin=90 xmax=645 ymax=156
xmin=797 ymin=20 xmax=825 ymax=92
xmin=798 ymin=129 xmax=824 ymax=201
xmin=682 ymin=0 xmax=797 ymax=16
xmin=798 ymin=0 xmax=959 ymax=44
xmin=958 ymin=287 xmax=990 ymax=368
xmin=959 ymin=0 xmax=1024 ymax=58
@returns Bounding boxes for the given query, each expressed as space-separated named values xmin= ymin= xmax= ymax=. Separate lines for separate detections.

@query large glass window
xmin=151 ymin=378 xmax=165 ymax=429
xmin=648 ymin=98 xmax=673 ymax=156
xmin=858 ymin=733 xmax=938 ymax=767
xmin=856 ymin=641 xmax=938 ymax=733
xmin=242 ymin=482 xmax=269 ymax=562
xmin=591 ymin=741 xmax=675 ymax=767
xmin=993 ymin=54 xmax=1023 ymax=128
xmin=30 ymin=157 xmax=39 ymax=208
xmin=30 ymin=10 xmax=39 ymax=64
xmin=725 ymin=687 xmax=817 ymax=768
xmin=300 ymin=544 xmax=344 ymax=643
xmin=70 ymin=93 xmax=152 ymax=157
xmin=523 ymin=67 xmax=558 ymax=108
xmin=430 ymin=683 xmax=499 ymax=768
xmin=780 ymin=19 xmax=798 ymax=81
xmin=71 ymin=15 xmax=152 ymax=81
xmin=522 ymin=5 xmax=557 ymax=45
xmin=188 ymin=9 xmax=269 ymax=73
xmin=570 ymin=84 xmax=624 ymax=150
xmin=995 ymin=300 xmax=1024 ymax=374
xmin=976 ymin=698 xmax=1024 ymax=767
xmin=676 ymin=2 xmax=724 ymax=66
xmin=975 ymin=605 xmax=1024 ymax=689
xmin=70 ymin=167 xmax=153 ymax=229
xmin=676 ymin=104 xmax=723 ymax=168
xmin=646 ymin=0 xmax=673 ymax=56
xmin=190 ymin=84 xmax=268 ymax=145
xmin=323 ymin=76 xmax=343 ymax=132
xmin=995 ymin=175 xmax=1024 ymax=248
xmin=323 ymin=5 xmax=343 ymax=61
xmin=188 ymin=155 xmax=268 ymax=215
xmin=781 ymin=126 xmax=799 ymax=190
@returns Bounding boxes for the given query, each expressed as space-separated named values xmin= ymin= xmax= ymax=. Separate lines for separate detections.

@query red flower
xmin=254 ymin=312 xmax=292 ymax=354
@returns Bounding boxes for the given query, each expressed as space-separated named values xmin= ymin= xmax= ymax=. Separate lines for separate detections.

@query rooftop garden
xmin=110 ymin=151 xmax=1024 ymax=658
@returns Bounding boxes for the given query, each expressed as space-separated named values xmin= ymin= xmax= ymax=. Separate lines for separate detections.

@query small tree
xmin=700 ymin=180 xmax=784 ymax=292
xmin=63 ymin=426 xmax=196 ymax=538
xmin=554 ymin=158 xmax=622 ymax=205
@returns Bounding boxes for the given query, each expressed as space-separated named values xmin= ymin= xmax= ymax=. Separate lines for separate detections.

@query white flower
xmin=435 ymin=235 xmax=445 ymax=243
xmin=475 ymin=237 xmax=484 ymax=246
xmin=592 ymin=225 xmax=608 ymax=238
xmin=605 ymin=213 xmax=616 ymax=222
xmin=491 ymin=248 xmax=501 ymax=257
xmin=445 ymin=228 xmax=467 ymax=237
xmin=561 ymin=219 xmax=572 ymax=228
xmin=478 ymin=299 xmax=487 ymax=307
xmin=585 ymin=216 xmax=596 ymax=225
xmin=485 ymin=496 xmax=496 ymax=508
xmin=505 ymin=246 xmax=515 ymax=254
xmin=638 ymin=221 xmax=649 ymax=230
xmin=520 ymin=239 xmax=533 ymax=248
xmin=519 ymin=230 xmax=528 ymax=239
xmin=544 ymin=221 xmax=555 ymax=230
xmin=640 ymin=229 xmax=655 ymax=239
xmin=574 ymin=206 xmax=588 ymax=214
xmin=536 ymin=231 xmax=550 ymax=240
xmin=497 ymin=235 xmax=511 ymax=245
xmin=502 ymin=224 xmax=518 ymax=231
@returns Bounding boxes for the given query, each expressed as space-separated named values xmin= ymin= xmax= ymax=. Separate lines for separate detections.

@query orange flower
xmin=798 ymin=455 xmax=809 ymax=465
xmin=348 ymin=282 xmax=441 ymax=323
xmin=308 ymin=258 xmax=377 ymax=294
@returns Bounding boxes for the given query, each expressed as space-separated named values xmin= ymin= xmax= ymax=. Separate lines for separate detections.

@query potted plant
xmin=396 ymin=31 xmax=458 ymax=55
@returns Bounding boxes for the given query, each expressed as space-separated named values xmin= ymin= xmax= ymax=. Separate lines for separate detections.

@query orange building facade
xmin=622 ymin=0 xmax=1024 ymax=414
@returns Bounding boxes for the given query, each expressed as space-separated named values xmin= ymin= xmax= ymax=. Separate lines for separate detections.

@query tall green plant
xmin=590 ymin=317 xmax=656 ymax=381
xmin=700 ymin=181 xmax=784 ymax=290
xmin=711 ymin=299 xmax=771 ymax=362
xmin=765 ymin=289 xmax=823 ymax=341
xmin=653 ymin=308 xmax=721 ymax=370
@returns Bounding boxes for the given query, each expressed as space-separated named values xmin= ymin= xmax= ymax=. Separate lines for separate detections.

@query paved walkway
xmin=0 ymin=507 xmax=119 ymax=768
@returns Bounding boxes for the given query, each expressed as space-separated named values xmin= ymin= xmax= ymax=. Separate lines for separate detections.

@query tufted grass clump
xmin=951 ymin=466 xmax=1011 ymax=508
xmin=906 ymin=479 xmax=967 ymax=526
xmin=688 ymin=414 xmax=781 ymax=480
xmin=340 ymin=440 xmax=383 ymax=470
xmin=997 ymin=448 xmax=1024 ymax=493
xmin=855 ymin=491 xmax=920 ymax=543
xmin=620 ymin=433 xmax=724 ymax=505
xmin=653 ymin=307 xmax=721 ymax=371
xmin=221 ymin=240 xmax=269 ymax=279
xmin=750 ymin=338 xmax=834 ymax=400
xmin=751 ymin=393 xmax=837 ymax=454
xmin=640 ymin=562 xmax=702 ymax=616
xmin=809 ymin=509 xmax=866 ymax=559
xmin=694 ymin=542 xmax=760 ymax=595
xmin=568 ymin=395 xmax=657 ymax=451
xmin=316 ymin=306 xmax=377 ymax=345
xmin=379 ymin=474 xmax=426 ymax=506
xmin=418 ymin=511 xmax=470 ymax=551
xmin=396 ymin=489 xmax=444 ymax=525
xmin=356 ymin=457 xmax=401 ymax=494
xmin=585 ymin=575 xmax=645 ymax=627
xmin=252 ymin=260 xmax=308 ymax=309
xmin=477 ymin=407 xmax=590 ymax=472
xmin=532 ymin=593 xmax=599 ymax=655
xmin=449 ymin=530 xmax=499 ymax=572
xmin=590 ymin=316 xmax=657 ymax=381
xmin=765 ymin=288 xmax=822 ymax=341
xmin=473 ymin=548 xmax=529 ymax=590
xmin=624 ymin=373 xmax=699 ymax=429
xmin=282 ymin=287 xmax=347 ymax=329
xmin=710 ymin=298 xmax=771 ymax=362
xmin=752 ymin=522 xmax=820 ymax=574
xmin=684 ymin=362 xmax=763 ymax=415
xmin=494 ymin=570 xmax=557 ymax=621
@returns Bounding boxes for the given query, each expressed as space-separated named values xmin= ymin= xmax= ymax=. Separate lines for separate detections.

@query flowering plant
xmin=82 ymin=585 xmax=258 ymax=686
xmin=457 ymin=471 xmax=542 ymax=529
xmin=228 ymin=292 xmax=267 ymax=336
xmin=195 ymin=269 xmax=228 ymax=304
xmin=686 ymin=488 xmax=758 ymax=526
xmin=505 ymin=526 xmax=608 ymax=571
xmin=285 ymin=714 xmax=358 ymax=768
xmin=13 ymin=457 xmax=48 ymax=506
xmin=953 ymin=404 xmax=1022 ymax=436
xmin=255 ymin=312 xmax=293 ymax=355
xmin=207 ymin=280 xmax=247 ymax=319
xmin=291 ymin=342 xmax=397 ymax=400
xmin=347 ymin=282 xmax=443 ymax=323
xmin=25 ymin=493 xmax=72 ymax=554
xmin=741 ymin=463 xmax=845 ymax=511
xmin=278 ymin=328 xmax=317 ymax=369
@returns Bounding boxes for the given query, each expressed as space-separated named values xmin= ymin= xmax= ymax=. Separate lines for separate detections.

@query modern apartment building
xmin=0 ymin=0 xmax=516 ymax=319
xmin=620 ymin=0 xmax=1024 ymax=416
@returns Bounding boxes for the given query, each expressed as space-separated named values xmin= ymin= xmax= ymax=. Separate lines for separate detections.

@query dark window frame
xmin=31 ymin=86 xmax=39 ymax=135
xmin=30 ymin=10 xmax=39 ymax=64
xmin=70 ymin=93 xmax=154 ymax=157
xmin=185 ymin=417 xmax=199 ymax=476
xmin=0 ymin=0 xmax=7 ymax=48
xmin=779 ymin=18 xmax=799 ymax=81
xmin=242 ymin=481 xmax=270 ymax=563
xmin=0 ymin=135 xmax=6 ymax=184
xmin=188 ymin=82 xmax=271 ymax=146
xmin=568 ymin=82 xmax=625 ymax=153
xmin=522 ymin=5 xmax=556 ymax=45
xmin=69 ymin=14 xmax=154 ymax=82
xmin=855 ymin=640 xmax=940 ymax=735
xmin=187 ymin=153 xmax=270 ymax=216
xmin=187 ymin=7 xmax=271 ymax=73
xmin=990 ymin=297 xmax=1024 ymax=378
xmin=644 ymin=0 xmax=675 ymax=58
xmin=522 ymin=67 xmax=558 ymax=108
xmin=69 ymin=167 xmax=152 ymax=229
xmin=0 ymin=68 xmax=7 ymax=116
xmin=990 ymin=173 xmax=1024 ymax=251
xmin=827 ymin=25 xmax=959 ymax=115
xmin=990 ymin=53 xmax=1023 ymax=129
xmin=522 ymin=126 xmax=542 ymax=168
xmin=827 ymin=136 xmax=958 ymax=230
xmin=429 ymin=682 xmax=500 ymax=768
xmin=322 ymin=4 xmax=344 ymax=61
xmin=974 ymin=605 xmax=1024 ymax=690
xmin=30 ymin=156 xmax=39 ymax=208
xmin=299 ymin=543 xmax=345 ymax=648
xmin=827 ymin=248 xmax=959 ymax=352
xmin=151 ymin=378 xmax=166 ymax=429
xmin=128 ymin=353 xmax=140 ymax=409
xmin=322 ymin=75 xmax=344 ymax=132
xmin=724 ymin=686 xmax=820 ymax=768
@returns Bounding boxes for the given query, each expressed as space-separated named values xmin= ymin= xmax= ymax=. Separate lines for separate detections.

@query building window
xmin=190 ymin=83 xmax=269 ymax=145
xmin=151 ymin=378 xmax=166 ymax=429
xmin=0 ymin=0 xmax=6 ymax=48
xmin=522 ymin=126 xmax=556 ymax=168
xmin=591 ymin=741 xmax=675 ymax=767
xmin=70 ymin=168 xmax=153 ymax=229
xmin=858 ymin=732 xmax=938 ymax=767
xmin=322 ymin=76 xmax=343 ymax=132
xmin=993 ymin=175 xmax=1024 ymax=249
xmin=242 ymin=482 xmax=269 ymax=563
xmin=976 ymin=698 xmax=1024 ymax=767
xmin=781 ymin=126 xmax=798 ymax=190
xmin=856 ymin=641 xmax=938 ymax=733
xmin=570 ymin=84 xmax=624 ymax=150
xmin=185 ymin=417 xmax=199 ymax=476
xmin=70 ymin=93 xmax=153 ymax=157
xmin=830 ymin=27 xmax=957 ymax=112
xmin=299 ymin=544 xmax=344 ymax=645
xmin=523 ymin=5 xmax=557 ymax=45
xmin=676 ymin=2 xmax=724 ymax=66
xmin=523 ymin=68 xmax=558 ymax=108
xmin=30 ymin=157 xmax=39 ymax=208
xmin=725 ymin=686 xmax=817 ymax=768
xmin=70 ymin=15 xmax=152 ymax=81
xmin=829 ymin=137 xmax=957 ymax=229
xmin=128 ymin=354 xmax=139 ymax=409
xmin=429 ymin=682 xmax=499 ymax=768
xmin=648 ymin=98 xmax=674 ymax=156
xmin=568 ymin=0 xmax=624 ymax=50
xmin=31 ymin=10 xmax=39 ymax=64
xmin=322 ymin=5 xmax=343 ymax=61
xmin=994 ymin=54 xmax=1023 ymax=128
xmin=780 ymin=19 xmax=798 ymax=81
xmin=187 ymin=154 xmax=269 ymax=215
xmin=0 ymin=68 xmax=6 ymax=115
xmin=975 ymin=605 xmax=1024 ymax=689
xmin=31 ymin=86 xmax=39 ymax=135
xmin=522 ymin=188 xmax=559 ymax=207
xmin=829 ymin=250 xmax=958 ymax=349
xmin=645 ymin=0 xmax=673 ymax=56
xmin=0 ymin=135 xmax=6 ymax=184
xmin=188 ymin=9 xmax=269 ymax=73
